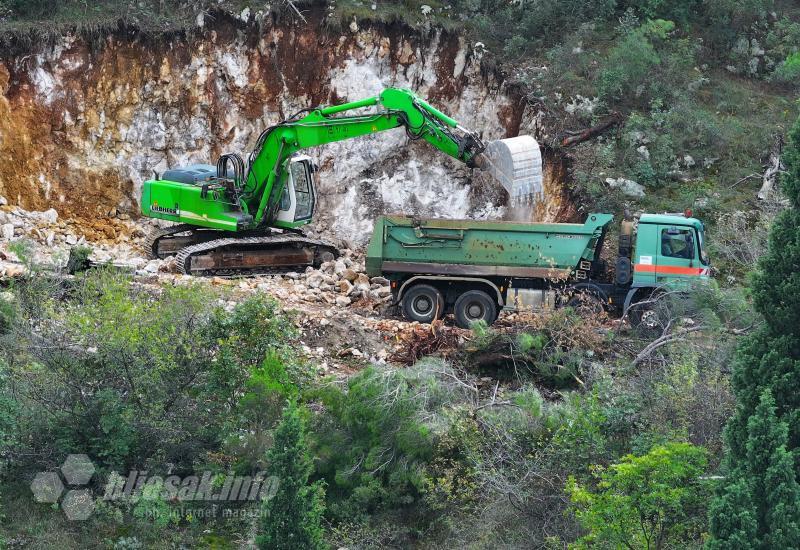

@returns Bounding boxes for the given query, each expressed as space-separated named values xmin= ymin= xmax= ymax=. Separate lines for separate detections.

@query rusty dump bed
xmin=366 ymin=214 xmax=613 ymax=280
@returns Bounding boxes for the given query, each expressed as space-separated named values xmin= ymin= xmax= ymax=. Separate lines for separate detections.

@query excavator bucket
xmin=480 ymin=135 xmax=543 ymax=206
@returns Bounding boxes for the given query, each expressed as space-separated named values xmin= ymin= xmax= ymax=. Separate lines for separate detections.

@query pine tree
xmin=745 ymin=390 xmax=800 ymax=545
xmin=257 ymin=403 xmax=326 ymax=550
xmin=707 ymin=479 xmax=757 ymax=550
xmin=708 ymin=116 xmax=800 ymax=548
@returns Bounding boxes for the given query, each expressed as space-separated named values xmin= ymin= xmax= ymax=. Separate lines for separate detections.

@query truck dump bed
xmin=366 ymin=214 xmax=613 ymax=280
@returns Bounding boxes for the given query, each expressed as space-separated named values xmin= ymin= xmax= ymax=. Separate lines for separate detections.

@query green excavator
xmin=141 ymin=87 xmax=541 ymax=275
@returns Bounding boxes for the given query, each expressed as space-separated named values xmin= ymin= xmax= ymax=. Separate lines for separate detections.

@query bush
xmin=568 ymin=442 xmax=710 ymax=548
xmin=258 ymin=403 xmax=326 ymax=550
xmin=312 ymin=360 xmax=473 ymax=520
xmin=771 ymin=52 xmax=800 ymax=87
xmin=1 ymin=270 xmax=300 ymax=474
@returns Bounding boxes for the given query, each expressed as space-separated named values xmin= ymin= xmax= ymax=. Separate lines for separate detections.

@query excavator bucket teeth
xmin=481 ymin=135 xmax=543 ymax=206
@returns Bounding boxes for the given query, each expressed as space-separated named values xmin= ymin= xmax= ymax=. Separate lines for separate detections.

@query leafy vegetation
xmin=568 ymin=442 xmax=709 ymax=549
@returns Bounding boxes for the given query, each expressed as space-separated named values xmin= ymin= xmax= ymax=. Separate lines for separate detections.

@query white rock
xmin=636 ymin=145 xmax=650 ymax=161
xmin=370 ymin=276 xmax=390 ymax=286
xmin=1 ymin=224 xmax=13 ymax=240
xmin=42 ymin=208 xmax=58 ymax=224
xmin=144 ymin=260 xmax=161 ymax=273
xmin=65 ymin=234 xmax=78 ymax=245
xmin=0 ymin=196 xmax=6 ymax=206
xmin=606 ymin=177 xmax=646 ymax=198
xmin=306 ymin=271 xmax=325 ymax=288
xmin=377 ymin=286 xmax=392 ymax=297
xmin=320 ymin=261 xmax=336 ymax=274
xmin=335 ymin=296 xmax=352 ymax=307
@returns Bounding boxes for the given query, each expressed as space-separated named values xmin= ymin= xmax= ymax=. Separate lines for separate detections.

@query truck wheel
xmin=401 ymin=284 xmax=444 ymax=324
xmin=454 ymin=290 xmax=497 ymax=329
xmin=564 ymin=286 xmax=607 ymax=316
xmin=627 ymin=293 xmax=669 ymax=335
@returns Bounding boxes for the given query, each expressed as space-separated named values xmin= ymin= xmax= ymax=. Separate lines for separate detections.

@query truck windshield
xmin=697 ymin=228 xmax=709 ymax=265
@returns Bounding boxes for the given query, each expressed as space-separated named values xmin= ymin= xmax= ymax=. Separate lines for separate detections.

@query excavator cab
xmin=275 ymin=155 xmax=317 ymax=228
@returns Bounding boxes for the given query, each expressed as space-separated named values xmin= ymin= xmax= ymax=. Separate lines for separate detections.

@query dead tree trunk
xmin=758 ymin=134 xmax=784 ymax=200
xmin=560 ymin=113 xmax=623 ymax=148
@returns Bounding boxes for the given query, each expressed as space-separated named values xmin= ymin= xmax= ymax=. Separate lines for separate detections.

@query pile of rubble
xmin=0 ymin=199 xmax=145 ymax=277
xmin=135 ymin=248 xmax=394 ymax=309
xmin=291 ymin=254 xmax=392 ymax=306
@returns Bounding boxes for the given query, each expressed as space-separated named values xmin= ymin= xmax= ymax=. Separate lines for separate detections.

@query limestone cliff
xmin=0 ymin=9 xmax=572 ymax=243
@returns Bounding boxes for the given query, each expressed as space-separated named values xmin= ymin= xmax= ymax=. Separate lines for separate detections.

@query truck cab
xmin=632 ymin=213 xmax=710 ymax=286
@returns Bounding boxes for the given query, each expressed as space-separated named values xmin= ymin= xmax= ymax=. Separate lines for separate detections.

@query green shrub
xmin=568 ymin=442 xmax=710 ymax=548
xmin=312 ymin=360 xmax=474 ymax=520
xmin=2 ymin=270 xmax=299 ymax=473
xmin=771 ymin=52 xmax=800 ymax=86
xmin=258 ymin=403 xmax=326 ymax=550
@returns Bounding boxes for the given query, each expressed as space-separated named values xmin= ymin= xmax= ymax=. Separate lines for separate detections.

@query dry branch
xmin=758 ymin=134 xmax=785 ymax=200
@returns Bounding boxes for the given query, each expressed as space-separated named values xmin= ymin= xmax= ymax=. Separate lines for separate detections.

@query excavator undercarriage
xmin=146 ymin=225 xmax=337 ymax=276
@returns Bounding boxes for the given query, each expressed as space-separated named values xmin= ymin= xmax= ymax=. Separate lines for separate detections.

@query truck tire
xmin=454 ymin=290 xmax=497 ymax=329
xmin=401 ymin=284 xmax=445 ymax=324
xmin=627 ymin=292 xmax=669 ymax=336
xmin=563 ymin=284 xmax=607 ymax=316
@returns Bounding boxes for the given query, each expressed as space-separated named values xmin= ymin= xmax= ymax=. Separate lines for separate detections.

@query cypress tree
xmin=258 ymin=403 xmax=326 ymax=550
xmin=708 ymin=117 xmax=800 ymax=547
xmin=707 ymin=479 xmax=757 ymax=550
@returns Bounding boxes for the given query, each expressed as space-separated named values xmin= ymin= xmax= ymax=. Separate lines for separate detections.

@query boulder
xmin=335 ymin=296 xmax=352 ymax=307
xmin=42 ymin=208 xmax=58 ymax=224
xmin=306 ymin=271 xmax=325 ymax=288
xmin=370 ymin=276 xmax=390 ymax=286
xmin=1 ymin=223 xmax=14 ymax=240
xmin=606 ymin=177 xmax=645 ymax=198
xmin=354 ymin=273 xmax=371 ymax=292
xmin=341 ymin=268 xmax=359 ymax=282
xmin=336 ymin=279 xmax=353 ymax=294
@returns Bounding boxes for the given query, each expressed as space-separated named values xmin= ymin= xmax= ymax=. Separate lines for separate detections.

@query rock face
xmin=0 ymin=10 xmax=572 ymax=244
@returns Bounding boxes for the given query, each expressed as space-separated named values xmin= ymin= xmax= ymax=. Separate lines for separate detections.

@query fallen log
xmin=560 ymin=112 xmax=623 ymax=148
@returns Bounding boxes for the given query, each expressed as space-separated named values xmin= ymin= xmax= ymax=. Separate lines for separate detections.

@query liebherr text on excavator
xmin=141 ymin=87 xmax=542 ymax=275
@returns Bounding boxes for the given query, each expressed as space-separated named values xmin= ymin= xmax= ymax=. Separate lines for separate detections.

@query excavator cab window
xmin=291 ymin=160 xmax=315 ymax=222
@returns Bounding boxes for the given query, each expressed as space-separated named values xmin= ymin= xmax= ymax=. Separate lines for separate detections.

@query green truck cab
xmin=366 ymin=212 xmax=709 ymax=328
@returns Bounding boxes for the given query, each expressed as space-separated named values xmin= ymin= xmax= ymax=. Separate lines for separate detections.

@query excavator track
xmin=145 ymin=224 xmax=223 ymax=259
xmin=175 ymin=233 xmax=338 ymax=276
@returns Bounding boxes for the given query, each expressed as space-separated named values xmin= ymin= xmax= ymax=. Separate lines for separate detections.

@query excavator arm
xmin=240 ymin=88 xmax=486 ymax=228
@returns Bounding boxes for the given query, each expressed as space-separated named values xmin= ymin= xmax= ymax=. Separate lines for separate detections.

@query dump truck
xmin=366 ymin=212 xmax=710 ymax=328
